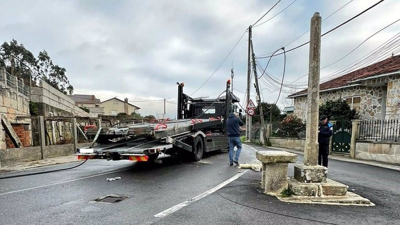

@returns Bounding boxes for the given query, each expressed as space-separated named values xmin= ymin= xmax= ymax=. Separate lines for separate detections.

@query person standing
xmin=318 ymin=115 xmax=333 ymax=167
xmin=227 ymin=112 xmax=244 ymax=166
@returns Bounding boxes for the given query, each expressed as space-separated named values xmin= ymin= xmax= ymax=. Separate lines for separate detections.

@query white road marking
xmin=244 ymin=144 xmax=258 ymax=152
xmin=0 ymin=169 xmax=128 ymax=196
xmin=154 ymin=171 xmax=248 ymax=218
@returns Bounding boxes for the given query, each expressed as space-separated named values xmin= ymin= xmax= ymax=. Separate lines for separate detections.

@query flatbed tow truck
xmin=76 ymin=80 xmax=239 ymax=162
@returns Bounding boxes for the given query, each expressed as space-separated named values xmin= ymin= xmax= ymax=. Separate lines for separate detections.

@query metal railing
xmin=359 ymin=119 xmax=399 ymax=142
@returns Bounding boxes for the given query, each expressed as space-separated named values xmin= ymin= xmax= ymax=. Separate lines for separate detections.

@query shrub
xmin=276 ymin=115 xmax=306 ymax=138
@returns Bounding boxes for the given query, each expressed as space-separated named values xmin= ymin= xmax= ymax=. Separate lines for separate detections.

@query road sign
xmin=247 ymin=99 xmax=256 ymax=109
xmin=247 ymin=108 xmax=255 ymax=116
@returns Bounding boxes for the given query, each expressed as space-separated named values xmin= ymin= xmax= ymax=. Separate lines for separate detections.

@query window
xmin=346 ymin=97 xmax=361 ymax=111
xmin=111 ymin=110 xmax=118 ymax=115
xmin=113 ymin=100 xmax=118 ymax=105
xmin=202 ymin=106 xmax=215 ymax=114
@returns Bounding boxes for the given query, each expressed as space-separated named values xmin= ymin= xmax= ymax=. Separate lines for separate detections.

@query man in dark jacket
xmin=318 ymin=115 xmax=333 ymax=167
xmin=227 ymin=112 xmax=244 ymax=166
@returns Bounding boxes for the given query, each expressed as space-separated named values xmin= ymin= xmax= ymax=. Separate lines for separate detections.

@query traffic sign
xmin=246 ymin=99 xmax=256 ymax=109
xmin=247 ymin=108 xmax=255 ymax=116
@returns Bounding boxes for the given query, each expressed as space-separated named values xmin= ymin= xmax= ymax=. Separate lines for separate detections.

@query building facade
xmin=100 ymin=97 xmax=140 ymax=116
xmin=290 ymin=56 xmax=400 ymax=121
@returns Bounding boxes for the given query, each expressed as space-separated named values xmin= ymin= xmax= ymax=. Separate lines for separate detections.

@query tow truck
xmin=76 ymin=80 xmax=240 ymax=162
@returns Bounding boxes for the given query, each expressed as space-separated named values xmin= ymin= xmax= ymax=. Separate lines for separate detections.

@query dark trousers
xmin=318 ymin=144 xmax=329 ymax=167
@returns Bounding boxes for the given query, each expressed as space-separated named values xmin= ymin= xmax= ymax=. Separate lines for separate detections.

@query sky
xmin=1 ymin=0 xmax=399 ymax=118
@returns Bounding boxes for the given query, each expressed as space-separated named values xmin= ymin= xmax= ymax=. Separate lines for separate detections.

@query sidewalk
xmin=0 ymin=155 xmax=80 ymax=172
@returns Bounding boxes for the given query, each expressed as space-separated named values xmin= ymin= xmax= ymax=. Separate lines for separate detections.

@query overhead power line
xmin=253 ymin=0 xmax=282 ymax=27
xmin=257 ymin=0 xmax=353 ymax=57
xmin=287 ymin=18 xmax=400 ymax=85
xmin=190 ymin=30 xmax=247 ymax=96
xmin=257 ymin=0 xmax=386 ymax=59
xmin=254 ymin=0 xmax=298 ymax=28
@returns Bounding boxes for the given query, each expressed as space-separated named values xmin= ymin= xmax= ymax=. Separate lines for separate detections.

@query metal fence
xmin=359 ymin=119 xmax=400 ymax=142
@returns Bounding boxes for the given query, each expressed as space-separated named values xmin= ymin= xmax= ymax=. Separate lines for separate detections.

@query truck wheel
xmin=192 ymin=136 xmax=204 ymax=161
xmin=148 ymin=153 xmax=159 ymax=162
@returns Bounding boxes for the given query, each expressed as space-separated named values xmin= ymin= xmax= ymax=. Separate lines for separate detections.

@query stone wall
xmin=355 ymin=141 xmax=400 ymax=165
xmin=269 ymin=137 xmax=305 ymax=151
xmin=293 ymin=75 xmax=400 ymax=121
xmin=0 ymin=143 xmax=91 ymax=167
xmin=386 ymin=75 xmax=400 ymax=119
xmin=31 ymin=81 xmax=97 ymax=118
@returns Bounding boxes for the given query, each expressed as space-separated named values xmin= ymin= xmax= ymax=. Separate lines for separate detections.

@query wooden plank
xmin=1 ymin=114 xmax=22 ymax=148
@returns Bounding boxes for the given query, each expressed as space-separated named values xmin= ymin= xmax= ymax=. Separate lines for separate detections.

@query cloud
xmin=1 ymin=0 xmax=399 ymax=117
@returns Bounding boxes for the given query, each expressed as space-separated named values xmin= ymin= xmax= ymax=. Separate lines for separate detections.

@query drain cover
xmin=95 ymin=194 xmax=128 ymax=203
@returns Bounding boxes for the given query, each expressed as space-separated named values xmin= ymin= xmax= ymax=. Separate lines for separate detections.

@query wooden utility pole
xmin=304 ymin=12 xmax=322 ymax=166
xmin=250 ymin=39 xmax=266 ymax=145
xmin=246 ymin=26 xmax=252 ymax=142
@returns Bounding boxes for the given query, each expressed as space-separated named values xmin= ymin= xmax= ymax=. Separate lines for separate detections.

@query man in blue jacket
xmin=318 ymin=115 xmax=333 ymax=167
xmin=227 ymin=112 xmax=244 ymax=166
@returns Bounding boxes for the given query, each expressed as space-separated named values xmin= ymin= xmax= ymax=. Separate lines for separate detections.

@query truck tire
xmin=192 ymin=135 xmax=204 ymax=161
xmin=148 ymin=153 xmax=159 ymax=162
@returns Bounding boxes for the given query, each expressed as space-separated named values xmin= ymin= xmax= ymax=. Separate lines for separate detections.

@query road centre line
xmin=0 ymin=168 xmax=128 ymax=196
xmin=154 ymin=170 xmax=248 ymax=218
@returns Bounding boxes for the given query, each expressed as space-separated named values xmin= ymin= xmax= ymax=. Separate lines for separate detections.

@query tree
xmin=252 ymin=102 xmax=282 ymax=124
xmin=0 ymin=39 xmax=36 ymax=85
xmin=131 ymin=112 xmax=142 ymax=119
xmin=319 ymin=99 xmax=357 ymax=121
xmin=36 ymin=50 xmax=74 ymax=95
xmin=144 ymin=115 xmax=156 ymax=121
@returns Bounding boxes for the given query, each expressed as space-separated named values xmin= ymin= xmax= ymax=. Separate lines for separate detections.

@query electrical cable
xmin=280 ymin=18 xmax=400 ymax=87
xmin=0 ymin=159 xmax=88 ymax=180
xmin=253 ymin=0 xmax=281 ymax=27
xmin=254 ymin=0 xmax=297 ymax=28
xmin=257 ymin=0 xmax=353 ymax=57
xmin=190 ymin=30 xmax=247 ymax=96
xmin=216 ymin=185 xmax=339 ymax=225
xmin=257 ymin=0 xmax=386 ymax=59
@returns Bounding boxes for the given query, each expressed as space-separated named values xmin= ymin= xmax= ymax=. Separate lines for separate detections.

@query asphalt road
xmin=0 ymin=144 xmax=399 ymax=225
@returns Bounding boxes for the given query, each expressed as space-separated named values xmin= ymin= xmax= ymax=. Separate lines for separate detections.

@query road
xmin=0 ymin=144 xmax=399 ymax=225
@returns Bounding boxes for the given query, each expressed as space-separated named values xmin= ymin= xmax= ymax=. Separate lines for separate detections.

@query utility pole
xmin=304 ymin=12 xmax=322 ymax=166
xmin=250 ymin=38 xmax=266 ymax=145
xmin=245 ymin=26 xmax=252 ymax=142
xmin=231 ymin=68 xmax=234 ymax=93
xmin=164 ymin=98 xmax=166 ymax=115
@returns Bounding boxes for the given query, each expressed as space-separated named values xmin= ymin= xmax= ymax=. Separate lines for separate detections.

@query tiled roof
xmin=101 ymin=97 xmax=141 ymax=109
xmin=289 ymin=55 xmax=400 ymax=97
xmin=69 ymin=94 xmax=101 ymax=104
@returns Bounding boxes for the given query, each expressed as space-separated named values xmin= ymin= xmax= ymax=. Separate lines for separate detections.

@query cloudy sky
xmin=1 ymin=0 xmax=399 ymax=118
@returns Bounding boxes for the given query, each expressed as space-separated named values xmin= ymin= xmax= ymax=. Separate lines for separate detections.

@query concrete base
xmin=294 ymin=164 xmax=327 ymax=183
xmin=288 ymin=178 xmax=348 ymax=197
xmin=277 ymin=191 xmax=374 ymax=206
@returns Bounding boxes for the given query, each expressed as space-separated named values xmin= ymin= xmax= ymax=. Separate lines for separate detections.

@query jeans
xmin=228 ymin=136 xmax=242 ymax=163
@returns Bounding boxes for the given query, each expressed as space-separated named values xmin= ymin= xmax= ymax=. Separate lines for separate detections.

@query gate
xmin=331 ymin=120 xmax=352 ymax=153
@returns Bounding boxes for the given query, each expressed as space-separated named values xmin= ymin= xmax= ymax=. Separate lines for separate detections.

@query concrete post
xmin=97 ymin=119 xmax=102 ymax=129
xmin=350 ymin=120 xmax=361 ymax=158
xmin=39 ymin=116 xmax=45 ymax=159
xmin=246 ymin=26 xmax=252 ymax=142
xmin=71 ymin=118 xmax=78 ymax=153
xmin=304 ymin=12 xmax=322 ymax=166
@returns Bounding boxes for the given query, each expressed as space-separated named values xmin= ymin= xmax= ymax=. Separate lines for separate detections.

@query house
xmin=69 ymin=94 xmax=104 ymax=116
xmin=100 ymin=97 xmax=140 ymax=116
xmin=289 ymin=55 xmax=400 ymax=121
xmin=282 ymin=106 xmax=294 ymax=116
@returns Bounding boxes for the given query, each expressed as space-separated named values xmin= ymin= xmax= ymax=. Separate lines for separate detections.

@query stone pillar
xmin=304 ymin=12 xmax=321 ymax=166
xmin=350 ymin=120 xmax=361 ymax=158
xmin=71 ymin=118 xmax=78 ymax=153
xmin=39 ymin=116 xmax=45 ymax=159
